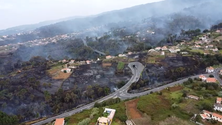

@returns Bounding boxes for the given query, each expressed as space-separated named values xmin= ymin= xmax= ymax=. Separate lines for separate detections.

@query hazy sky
xmin=0 ymin=0 xmax=163 ymax=30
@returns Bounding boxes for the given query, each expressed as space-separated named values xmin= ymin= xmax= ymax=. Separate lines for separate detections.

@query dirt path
xmin=125 ymin=99 xmax=143 ymax=119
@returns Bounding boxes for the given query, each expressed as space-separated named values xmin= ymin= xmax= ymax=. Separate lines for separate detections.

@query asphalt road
xmin=32 ymin=62 xmax=222 ymax=125
xmin=32 ymin=62 xmax=144 ymax=125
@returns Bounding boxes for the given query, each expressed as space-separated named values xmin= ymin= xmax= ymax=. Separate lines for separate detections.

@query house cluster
xmin=200 ymin=110 xmax=222 ymax=123
xmin=193 ymin=34 xmax=218 ymax=52
xmin=60 ymin=59 xmax=93 ymax=73
xmin=154 ymin=45 xmax=181 ymax=54
xmin=97 ymin=108 xmax=116 ymax=125
xmin=198 ymin=66 xmax=218 ymax=83
xmin=200 ymin=97 xmax=222 ymax=123
xmin=105 ymin=52 xmax=133 ymax=60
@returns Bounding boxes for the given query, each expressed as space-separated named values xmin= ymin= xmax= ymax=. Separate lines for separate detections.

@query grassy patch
xmin=66 ymin=102 xmax=126 ymax=125
xmin=190 ymin=49 xmax=204 ymax=54
xmin=117 ymin=62 xmax=125 ymax=70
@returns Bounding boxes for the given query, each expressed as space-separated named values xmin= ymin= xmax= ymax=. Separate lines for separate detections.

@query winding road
xmin=32 ymin=62 xmax=222 ymax=125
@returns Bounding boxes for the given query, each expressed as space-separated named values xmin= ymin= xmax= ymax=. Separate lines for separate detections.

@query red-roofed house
xmin=214 ymin=97 xmax=222 ymax=112
xmin=206 ymin=66 xmax=214 ymax=73
xmin=199 ymin=75 xmax=207 ymax=81
xmin=200 ymin=110 xmax=222 ymax=122
xmin=206 ymin=78 xmax=217 ymax=83
xmin=55 ymin=118 xmax=65 ymax=125
xmin=212 ymin=113 xmax=222 ymax=122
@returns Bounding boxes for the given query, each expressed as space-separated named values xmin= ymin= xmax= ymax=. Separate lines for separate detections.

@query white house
xmin=206 ymin=66 xmax=214 ymax=73
xmin=86 ymin=60 xmax=91 ymax=64
xmin=106 ymin=55 xmax=113 ymax=59
xmin=214 ymin=103 xmax=222 ymax=112
xmin=118 ymin=54 xmax=127 ymax=57
xmin=155 ymin=47 xmax=161 ymax=51
xmin=97 ymin=108 xmax=116 ymax=125
xmin=181 ymin=52 xmax=188 ymax=55
xmin=187 ymin=95 xmax=199 ymax=100
xmin=61 ymin=68 xmax=72 ymax=73
xmin=220 ymin=70 xmax=222 ymax=75
xmin=161 ymin=51 xmax=165 ymax=56
xmin=161 ymin=46 xmax=168 ymax=51
xmin=169 ymin=48 xmax=180 ymax=53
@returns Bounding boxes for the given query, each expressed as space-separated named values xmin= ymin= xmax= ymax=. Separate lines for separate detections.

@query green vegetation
xmin=189 ymin=49 xmax=204 ymax=54
xmin=66 ymin=101 xmax=126 ymax=125
xmin=117 ymin=62 xmax=125 ymax=70
xmin=0 ymin=111 xmax=18 ymax=125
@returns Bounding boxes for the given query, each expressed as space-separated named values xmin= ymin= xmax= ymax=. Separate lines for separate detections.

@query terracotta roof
xmin=217 ymin=97 xmax=222 ymax=103
xmin=203 ymin=110 xmax=212 ymax=114
xmin=213 ymin=113 xmax=222 ymax=119
xmin=199 ymin=75 xmax=206 ymax=79
xmin=206 ymin=78 xmax=217 ymax=83
xmin=200 ymin=114 xmax=208 ymax=119
xmin=55 ymin=118 xmax=64 ymax=125
xmin=207 ymin=66 xmax=214 ymax=70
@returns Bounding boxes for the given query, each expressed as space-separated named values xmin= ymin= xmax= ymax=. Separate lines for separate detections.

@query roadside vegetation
xmin=63 ymin=78 xmax=222 ymax=125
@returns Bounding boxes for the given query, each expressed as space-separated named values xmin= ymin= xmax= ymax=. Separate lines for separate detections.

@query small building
xmin=214 ymin=103 xmax=222 ymax=112
xmin=155 ymin=47 xmax=161 ymax=51
xmin=161 ymin=51 xmax=165 ymax=56
xmin=69 ymin=60 xmax=75 ymax=64
xmin=62 ymin=59 xmax=67 ymax=63
xmin=187 ymin=95 xmax=199 ymax=100
xmin=195 ymin=45 xmax=201 ymax=48
xmin=106 ymin=55 xmax=113 ymax=59
xmin=161 ymin=46 xmax=168 ymax=51
xmin=220 ymin=70 xmax=222 ymax=75
xmin=169 ymin=48 xmax=180 ymax=53
xmin=216 ymin=30 xmax=221 ymax=33
xmin=200 ymin=110 xmax=222 ymax=122
xmin=118 ymin=54 xmax=127 ymax=57
xmin=55 ymin=118 xmax=65 ymax=125
xmin=212 ymin=48 xmax=219 ymax=52
xmin=181 ymin=52 xmax=188 ymax=55
xmin=217 ymin=97 xmax=222 ymax=104
xmin=199 ymin=75 xmax=207 ymax=81
xmin=86 ymin=60 xmax=91 ymax=64
xmin=206 ymin=66 xmax=214 ymax=73
xmin=200 ymin=110 xmax=211 ymax=120
xmin=97 ymin=108 xmax=116 ymax=125
xmin=61 ymin=68 xmax=72 ymax=73
xmin=128 ymin=52 xmax=133 ymax=55
xmin=206 ymin=78 xmax=217 ymax=83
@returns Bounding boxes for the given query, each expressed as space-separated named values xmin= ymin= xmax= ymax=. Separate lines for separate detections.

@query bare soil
xmin=47 ymin=68 xmax=71 ymax=80
xmin=133 ymin=117 xmax=151 ymax=125
xmin=125 ymin=99 xmax=143 ymax=119
xmin=169 ymin=86 xmax=183 ymax=92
